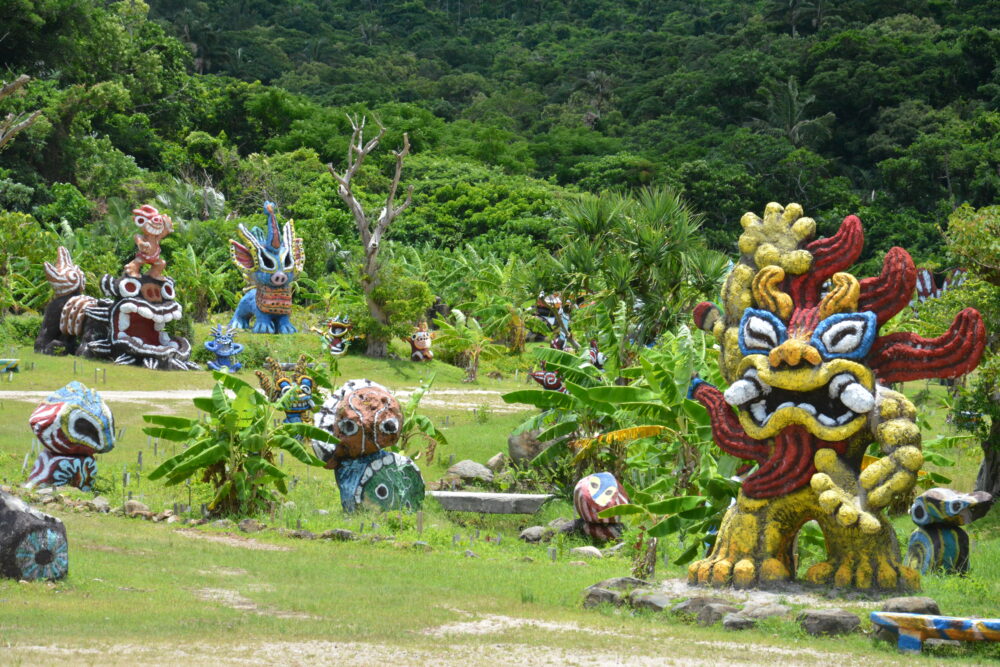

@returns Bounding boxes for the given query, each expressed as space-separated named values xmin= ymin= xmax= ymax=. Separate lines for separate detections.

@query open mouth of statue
xmin=725 ymin=367 xmax=875 ymax=429
xmin=113 ymin=301 xmax=184 ymax=352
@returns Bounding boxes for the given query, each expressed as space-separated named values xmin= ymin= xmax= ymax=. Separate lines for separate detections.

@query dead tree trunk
xmin=327 ymin=115 xmax=412 ymax=358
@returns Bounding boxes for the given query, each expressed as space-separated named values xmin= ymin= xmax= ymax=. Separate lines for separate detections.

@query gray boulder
xmin=672 ymin=596 xmax=732 ymax=616
xmin=798 ymin=608 xmax=860 ymax=636
xmin=485 ymin=452 xmax=507 ymax=472
xmin=583 ymin=587 xmax=623 ymax=608
xmin=569 ymin=546 xmax=603 ymax=559
xmin=629 ymin=589 xmax=673 ymax=612
xmin=697 ymin=603 xmax=740 ymax=626
xmin=881 ymin=596 xmax=940 ymax=615
xmin=739 ymin=602 xmax=790 ymax=619
xmin=519 ymin=525 xmax=552 ymax=543
xmin=447 ymin=460 xmax=494 ymax=483
xmin=723 ymin=613 xmax=757 ymax=630
xmin=587 ymin=576 xmax=651 ymax=591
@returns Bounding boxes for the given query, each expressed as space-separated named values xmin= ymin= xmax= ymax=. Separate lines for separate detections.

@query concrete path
xmin=0 ymin=388 xmax=529 ymax=412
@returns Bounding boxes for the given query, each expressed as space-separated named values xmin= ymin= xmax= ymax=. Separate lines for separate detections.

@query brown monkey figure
xmin=124 ymin=204 xmax=174 ymax=280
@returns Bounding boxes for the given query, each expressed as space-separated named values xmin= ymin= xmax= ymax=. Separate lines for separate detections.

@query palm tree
xmin=554 ymin=186 xmax=728 ymax=350
xmin=748 ymin=76 xmax=835 ymax=147
xmin=433 ymin=309 xmax=502 ymax=382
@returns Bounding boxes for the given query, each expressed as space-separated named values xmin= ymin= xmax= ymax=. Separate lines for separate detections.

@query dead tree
xmin=327 ymin=115 xmax=412 ymax=357
xmin=0 ymin=75 xmax=42 ymax=152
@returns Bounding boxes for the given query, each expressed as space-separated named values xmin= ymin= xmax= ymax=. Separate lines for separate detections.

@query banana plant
xmin=395 ymin=373 xmax=448 ymax=463
xmin=143 ymin=371 xmax=336 ymax=516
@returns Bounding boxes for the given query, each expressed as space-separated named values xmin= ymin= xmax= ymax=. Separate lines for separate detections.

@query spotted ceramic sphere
xmin=312 ymin=379 xmax=403 ymax=468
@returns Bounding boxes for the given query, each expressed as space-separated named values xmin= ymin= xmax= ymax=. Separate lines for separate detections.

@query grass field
xmin=0 ymin=345 xmax=998 ymax=664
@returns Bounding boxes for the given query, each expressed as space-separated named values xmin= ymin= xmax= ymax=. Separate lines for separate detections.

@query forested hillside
xmin=2 ymin=1 xmax=998 ymax=287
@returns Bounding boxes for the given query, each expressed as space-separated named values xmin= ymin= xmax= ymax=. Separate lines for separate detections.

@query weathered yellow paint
xmin=690 ymin=202 xmax=925 ymax=593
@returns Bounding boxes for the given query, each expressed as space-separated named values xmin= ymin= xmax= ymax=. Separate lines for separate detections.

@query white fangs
xmin=723 ymin=368 xmax=769 ymax=407
xmin=724 ymin=379 xmax=759 ymax=406
xmin=740 ymin=367 xmax=874 ymax=427
xmin=840 ymin=382 xmax=875 ymax=414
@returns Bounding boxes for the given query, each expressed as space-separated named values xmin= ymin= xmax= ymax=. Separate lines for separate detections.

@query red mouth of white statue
xmin=112 ymin=300 xmax=183 ymax=351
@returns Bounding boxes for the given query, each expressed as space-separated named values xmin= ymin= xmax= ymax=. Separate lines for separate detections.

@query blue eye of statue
xmin=810 ymin=312 xmax=877 ymax=360
xmin=738 ymin=309 xmax=788 ymax=356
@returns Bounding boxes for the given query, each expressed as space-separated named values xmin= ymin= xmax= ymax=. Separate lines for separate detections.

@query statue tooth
xmin=117 ymin=331 xmax=128 ymax=340
xmin=167 ymin=341 xmax=179 ymax=349
xmin=828 ymin=373 xmax=854 ymax=399
xmin=798 ymin=403 xmax=817 ymax=415
xmin=818 ymin=414 xmax=838 ymax=427
xmin=159 ymin=331 xmax=171 ymax=345
xmin=724 ymin=379 xmax=760 ymax=406
xmin=777 ymin=401 xmax=795 ymax=411
xmin=750 ymin=401 xmax=768 ymax=423
xmin=154 ymin=320 xmax=165 ymax=331
xmin=836 ymin=412 xmax=854 ymax=425
xmin=118 ymin=313 xmax=131 ymax=331
xmin=138 ymin=306 xmax=154 ymax=321
xmin=839 ymin=382 xmax=875 ymax=413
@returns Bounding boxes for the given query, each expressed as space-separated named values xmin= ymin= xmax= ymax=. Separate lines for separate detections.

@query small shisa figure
xmin=312 ymin=379 xmax=424 ymax=512
xmin=530 ymin=335 xmax=571 ymax=392
xmin=124 ymin=205 xmax=173 ymax=280
xmin=312 ymin=315 xmax=354 ymax=356
xmin=573 ymin=472 xmax=630 ymax=541
xmin=229 ymin=201 xmax=305 ymax=334
xmin=588 ymin=339 xmax=606 ymax=370
xmin=256 ymin=356 xmax=314 ymax=424
xmin=204 ymin=324 xmax=244 ymax=372
xmin=906 ymin=487 xmax=992 ymax=574
xmin=409 ymin=323 xmax=434 ymax=361
xmin=25 ymin=381 xmax=115 ymax=492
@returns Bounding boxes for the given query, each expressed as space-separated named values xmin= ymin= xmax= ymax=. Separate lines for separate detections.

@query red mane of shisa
xmin=783 ymin=215 xmax=986 ymax=384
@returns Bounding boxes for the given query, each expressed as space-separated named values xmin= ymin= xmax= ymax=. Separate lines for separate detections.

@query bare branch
xmin=0 ymin=74 xmax=30 ymax=100
xmin=0 ymin=75 xmax=42 ymax=152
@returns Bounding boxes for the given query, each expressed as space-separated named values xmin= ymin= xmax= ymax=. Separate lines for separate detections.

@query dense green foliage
xmin=2 ymin=0 xmax=998 ymax=278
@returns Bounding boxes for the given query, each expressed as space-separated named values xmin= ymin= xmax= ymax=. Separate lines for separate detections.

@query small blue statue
xmin=229 ymin=201 xmax=304 ymax=334
xmin=204 ymin=324 xmax=244 ymax=372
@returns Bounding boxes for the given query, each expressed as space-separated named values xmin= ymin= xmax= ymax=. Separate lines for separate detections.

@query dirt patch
xmin=422 ymin=613 xmax=619 ymax=638
xmin=176 ymin=529 xmax=291 ymax=552
xmin=0 ymin=387 xmax=530 ymax=413
xmin=196 ymin=567 xmax=249 ymax=576
xmin=192 ymin=588 xmax=317 ymax=620
xmin=3 ymin=638 xmax=896 ymax=666
xmin=657 ymin=577 xmax=881 ymax=609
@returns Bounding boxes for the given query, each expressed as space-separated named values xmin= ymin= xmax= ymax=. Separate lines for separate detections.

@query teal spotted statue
xmin=906 ymin=487 xmax=992 ymax=574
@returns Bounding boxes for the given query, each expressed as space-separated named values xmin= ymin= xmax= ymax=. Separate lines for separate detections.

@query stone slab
xmin=427 ymin=491 xmax=553 ymax=514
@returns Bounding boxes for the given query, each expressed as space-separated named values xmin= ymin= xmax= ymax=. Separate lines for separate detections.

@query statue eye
xmin=949 ymin=499 xmax=965 ymax=515
xmin=161 ymin=280 xmax=175 ymax=299
xmin=379 ymin=418 xmax=399 ymax=434
xmin=739 ymin=309 xmax=786 ymax=354
xmin=119 ymin=278 xmax=141 ymax=297
xmin=812 ymin=313 xmax=877 ymax=359
xmin=282 ymin=251 xmax=295 ymax=269
xmin=338 ymin=419 xmax=359 ymax=435
xmin=259 ymin=253 xmax=276 ymax=271
xmin=70 ymin=414 xmax=101 ymax=448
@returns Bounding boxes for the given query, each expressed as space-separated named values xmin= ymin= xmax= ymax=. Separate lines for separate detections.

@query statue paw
xmin=805 ymin=553 xmax=919 ymax=591
xmin=231 ymin=363 xmax=242 ymax=372
xmin=688 ymin=555 xmax=789 ymax=589
xmin=207 ymin=362 xmax=220 ymax=371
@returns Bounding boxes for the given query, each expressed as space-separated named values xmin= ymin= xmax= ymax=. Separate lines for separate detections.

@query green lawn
xmin=0 ymin=351 xmax=997 ymax=663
